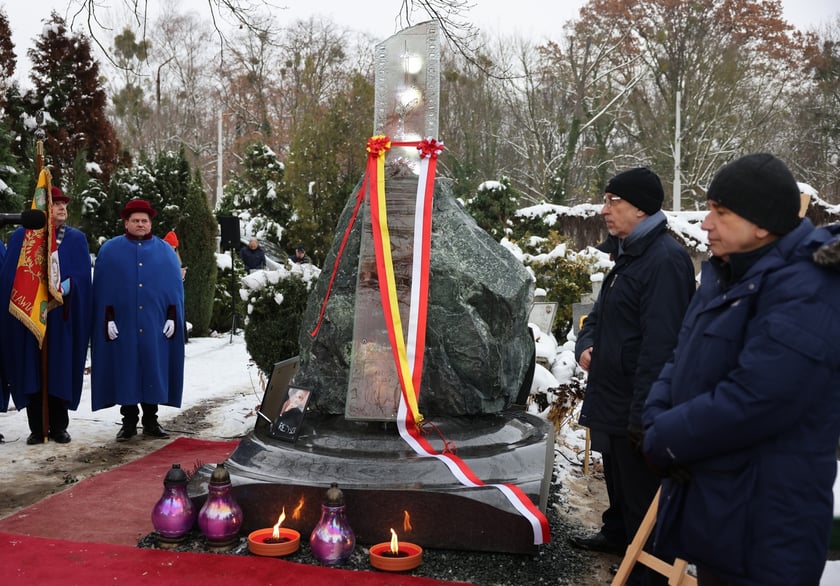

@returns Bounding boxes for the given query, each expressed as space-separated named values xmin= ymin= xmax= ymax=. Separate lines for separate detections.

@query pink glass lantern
xmin=151 ymin=463 xmax=196 ymax=546
xmin=197 ymin=462 xmax=243 ymax=549
xmin=309 ymin=483 xmax=355 ymax=565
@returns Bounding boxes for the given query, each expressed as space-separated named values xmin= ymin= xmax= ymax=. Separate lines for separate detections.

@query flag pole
xmin=35 ymin=123 xmax=49 ymax=443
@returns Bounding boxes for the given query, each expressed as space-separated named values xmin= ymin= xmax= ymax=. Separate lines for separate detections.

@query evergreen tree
xmin=178 ymin=168 xmax=218 ymax=337
xmin=243 ymin=274 xmax=311 ymax=375
xmin=0 ymin=8 xmax=15 ymax=113
xmin=2 ymin=83 xmax=39 ymax=193
xmin=78 ymin=176 xmax=112 ymax=252
xmin=0 ymin=8 xmax=27 ymax=211
xmin=283 ymin=71 xmax=372 ymax=265
xmin=27 ymin=11 xmax=120 ymax=189
xmin=152 ymin=148 xmax=191 ymax=232
xmin=146 ymin=148 xmax=217 ymax=336
xmin=464 ymin=176 xmax=521 ymax=240
xmin=216 ymin=141 xmax=291 ymax=247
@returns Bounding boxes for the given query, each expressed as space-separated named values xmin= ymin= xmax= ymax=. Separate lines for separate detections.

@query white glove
xmin=107 ymin=321 xmax=119 ymax=340
xmin=163 ymin=319 xmax=175 ymax=338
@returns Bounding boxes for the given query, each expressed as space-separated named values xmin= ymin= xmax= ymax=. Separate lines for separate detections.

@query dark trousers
xmin=592 ymin=430 xmax=626 ymax=543
xmin=26 ymin=394 xmax=69 ymax=436
xmin=120 ymin=403 xmax=159 ymax=428
xmin=601 ymin=451 xmax=626 ymax=543
xmin=610 ymin=433 xmax=668 ymax=586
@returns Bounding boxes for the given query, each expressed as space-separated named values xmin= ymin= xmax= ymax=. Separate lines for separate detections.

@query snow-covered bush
xmin=239 ymin=263 xmax=321 ymax=376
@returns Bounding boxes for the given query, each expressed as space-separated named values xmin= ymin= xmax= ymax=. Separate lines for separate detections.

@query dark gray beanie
xmin=604 ymin=167 xmax=664 ymax=215
xmin=706 ymin=153 xmax=801 ymax=235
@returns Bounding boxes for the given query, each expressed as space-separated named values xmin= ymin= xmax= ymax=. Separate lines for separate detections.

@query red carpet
xmin=0 ymin=437 xmax=237 ymax=545
xmin=0 ymin=531 xmax=461 ymax=585
xmin=0 ymin=438 xmax=466 ymax=585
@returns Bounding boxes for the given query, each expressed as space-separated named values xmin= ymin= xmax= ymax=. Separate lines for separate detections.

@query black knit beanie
xmin=706 ymin=153 xmax=801 ymax=235
xmin=604 ymin=167 xmax=664 ymax=215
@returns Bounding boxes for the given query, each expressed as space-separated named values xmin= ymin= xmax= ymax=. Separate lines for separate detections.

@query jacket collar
xmin=607 ymin=211 xmax=668 ymax=260
xmin=702 ymin=218 xmax=821 ymax=298
xmin=124 ymin=231 xmax=154 ymax=241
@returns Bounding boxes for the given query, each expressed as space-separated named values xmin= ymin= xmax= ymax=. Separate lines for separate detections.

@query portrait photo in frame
xmin=269 ymin=386 xmax=311 ymax=442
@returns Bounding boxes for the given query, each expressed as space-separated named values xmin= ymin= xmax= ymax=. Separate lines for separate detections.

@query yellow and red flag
xmin=9 ymin=168 xmax=63 ymax=347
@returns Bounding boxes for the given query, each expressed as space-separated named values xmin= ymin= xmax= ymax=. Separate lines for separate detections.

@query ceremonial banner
xmin=9 ymin=169 xmax=62 ymax=347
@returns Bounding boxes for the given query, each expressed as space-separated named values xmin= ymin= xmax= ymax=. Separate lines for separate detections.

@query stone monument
xmin=190 ymin=21 xmax=555 ymax=554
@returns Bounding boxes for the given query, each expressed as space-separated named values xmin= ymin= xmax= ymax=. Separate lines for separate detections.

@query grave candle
xmin=369 ymin=528 xmax=423 ymax=572
xmin=247 ymin=508 xmax=300 ymax=557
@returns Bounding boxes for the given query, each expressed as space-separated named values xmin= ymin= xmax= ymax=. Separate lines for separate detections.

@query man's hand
xmin=107 ymin=321 xmax=119 ymax=340
xmin=163 ymin=319 xmax=175 ymax=338
xmin=578 ymin=347 xmax=593 ymax=371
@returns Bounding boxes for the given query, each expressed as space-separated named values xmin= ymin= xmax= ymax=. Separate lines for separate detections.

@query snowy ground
xmin=0 ymin=332 xmax=838 ymax=584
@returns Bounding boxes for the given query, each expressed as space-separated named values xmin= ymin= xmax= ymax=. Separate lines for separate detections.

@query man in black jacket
xmin=239 ymin=238 xmax=266 ymax=272
xmin=572 ymin=168 xmax=695 ymax=585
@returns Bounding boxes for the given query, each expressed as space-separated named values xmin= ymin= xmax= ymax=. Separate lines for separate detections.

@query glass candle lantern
xmin=309 ymin=483 xmax=356 ymax=565
xmin=197 ymin=462 xmax=243 ymax=549
xmin=151 ymin=463 xmax=196 ymax=545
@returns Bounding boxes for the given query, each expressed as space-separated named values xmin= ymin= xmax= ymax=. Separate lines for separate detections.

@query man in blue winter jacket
xmin=643 ymin=153 xmax=840 ymax=586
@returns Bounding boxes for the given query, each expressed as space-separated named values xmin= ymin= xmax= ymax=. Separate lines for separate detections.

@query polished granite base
xmin=189 ymin=411 xmax=555 ymax=554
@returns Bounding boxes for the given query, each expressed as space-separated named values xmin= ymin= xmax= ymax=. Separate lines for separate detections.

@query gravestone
xmin=190 ymin=22 xmax=554 ymax=555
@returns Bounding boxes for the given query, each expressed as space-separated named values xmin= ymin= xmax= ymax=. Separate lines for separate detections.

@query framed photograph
xmin=256 ymin=356 xmax=300 ymax=435
xmin=270 ymin=386 xmax=311 ymax=442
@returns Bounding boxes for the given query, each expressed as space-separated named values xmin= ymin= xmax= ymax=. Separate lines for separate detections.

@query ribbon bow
xmin=417 ymin=137 xmax=444 ymax=159
xmin=366 ymin=135 xmax=392 ymax=158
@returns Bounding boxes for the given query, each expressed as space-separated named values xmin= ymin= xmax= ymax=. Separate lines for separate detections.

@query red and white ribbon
xmin=368 ymin=136 xmax=550 ymax=545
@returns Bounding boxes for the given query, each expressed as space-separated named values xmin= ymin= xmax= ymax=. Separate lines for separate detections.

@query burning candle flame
xmin=293 ymin=496 xmax=305 ymax=520
xmin=272 ymin=508 xmax=286 ymax=540
xmin=403 ymin=510 xmax=412 ymax=532
xmin=389 ymin=528 xmax=399 ymax=555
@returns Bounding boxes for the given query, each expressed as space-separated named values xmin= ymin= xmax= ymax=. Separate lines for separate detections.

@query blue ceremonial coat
xmin=643 ymin=219 xmax=840 ymax=586
xmin=0 ymin=226 xmax=92 ymax=411
xmin=90 ymin=235 xmax=184 ymax=410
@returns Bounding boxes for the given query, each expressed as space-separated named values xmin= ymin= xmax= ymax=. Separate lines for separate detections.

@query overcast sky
xmin=2 ymin=0 xmax=838 ymax=85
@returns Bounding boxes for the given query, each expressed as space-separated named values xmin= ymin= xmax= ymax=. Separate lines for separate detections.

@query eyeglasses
xmin=603 ymin=195 xmax=622 ymax=207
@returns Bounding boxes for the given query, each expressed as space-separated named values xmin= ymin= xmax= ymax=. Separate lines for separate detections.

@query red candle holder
xmin=247 ymin=527 xmax=301 ymax=557
xmin=369 ymin=541 xmax=423 ymax=572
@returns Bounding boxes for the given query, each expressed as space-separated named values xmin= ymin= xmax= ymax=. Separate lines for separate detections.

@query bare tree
xmin=507 ymin=22 xmax=644 ymax=205
xmin=785 ymin=16 xmax=840 ymax=202
xmin=437 ymin=40 xmax=508 ymax=199
xmin=576 ymin=0 xmax=815 ymax=207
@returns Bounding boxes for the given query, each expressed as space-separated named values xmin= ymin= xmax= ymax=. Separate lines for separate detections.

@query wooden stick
xmin=584 ymin=427 xmax=591 ymax=475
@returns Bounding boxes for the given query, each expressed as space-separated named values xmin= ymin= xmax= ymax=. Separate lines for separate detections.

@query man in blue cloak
xmin=0 ymin=187 xmax=92 ymax=445
xmin=91 ymin=198 xmax=185 ymax=441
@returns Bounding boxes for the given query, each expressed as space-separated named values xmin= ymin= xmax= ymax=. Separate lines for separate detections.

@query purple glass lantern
xmin=151 ymin=464 xmax=196 ymax=546
xmin=197 ymin=462 xmax=243 ymax=549
xmin=309 ymin=483 xmax=355 ymax=565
